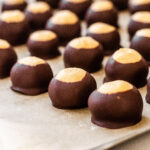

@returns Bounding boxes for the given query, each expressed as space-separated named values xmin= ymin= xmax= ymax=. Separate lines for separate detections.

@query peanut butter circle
xmin=67 ymin=0 xmax=87 ymax=3
xmin=0 ymin=10 xmax=25 ymax=23
xmin=132 ymin=11 xmax=150 ymax=23
xmin=55 ymin=68 xmax=86 ymax=83
xmin=113 ymin=48 xmax=142 ymax=64
xmin=4 ymin=0 xmax=25 ymax=5
xmin=91 ymin=1 xmax=113 ymax=12
xmin=18 ymin=56 xmax=46 ymax=66
xmin=98 ymin=80 xmax=133 ymax=94
xmin=50 ymin=10 xmax=78 ymax=25
xmin=88 ymin=22 xmax=116 ymax=34
xmin=26 ymin=2 xmax=50 ymax=14
xmin=131 ymin=0 xmax=150 ymax=5
xmin=30 ymin=30 xmax=57 ymax=42
xmin=69 ymin=36 xmax=99 ymax=49
xmin=0 ymin=39 xmax=10 ymax=49
xmin=136 ymin=28 xmax=150 ymax=38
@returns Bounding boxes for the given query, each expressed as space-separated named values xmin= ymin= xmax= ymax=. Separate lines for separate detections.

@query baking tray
xmin=0 ymin=5 xmax=150 ymax=150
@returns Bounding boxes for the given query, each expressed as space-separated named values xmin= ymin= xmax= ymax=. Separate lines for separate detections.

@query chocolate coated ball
xmin=87 ymin=22 xmax=120 ymax=55
xmin=27 ymin=30 xmax=60 ymax=59
xmin=46 ymin=10 xmax=81 ymax=45
xmin=0 ymin=10 xmax=30 ymax=45
xmin=2 ymin=0 xmax=27 ymax=11
xmin=85 ymin=0 xmax=118 ymax=27
xmin=64 ymin=36 xmax=104 ymax=73
xmin=88 ymin=80 xmax=143 ymax=129
xmin=129 ymin=0 xmax=150 ymax=14
xmin=49 ymin=68 xmax=97 ymax=109
xmin=104 ymin=48 xmax=148 ymax=88
xmin=25 ymin=2 xmax=52 ymax=30
xmin=128 ymin=11 xmax=150 ymax=38
xmin=59 ymin=0 xmax=91 ymax=18
xmin=11 ymin=56 xmax=53 ymax=95
xmin=130 ymin=28 xmax=150 ymax=65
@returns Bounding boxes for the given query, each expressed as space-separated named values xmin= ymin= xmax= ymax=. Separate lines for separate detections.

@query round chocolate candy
xmin=36 ymin=0 xmax=59 ymax=8
xmin=128 ymin=11 xmax=150 ymax=38
xmin=88 ymin=80 xmax=143 ymax=129
xmin=0 ymin=10 xmax=30 ymax=46
xmin=130 ymin=28 xmax=150 ymax=65
xmin=25 ymin=2 xmax=52 ymax=30
xmin=129 ymin=0 xmax=150 ymax=14
xmin=10 ymin=56 xmax=53 ymax=95
xmin=46 ymin=10 xmax=81 ymax=45
xmin=27 ymin=30 xmax=59 ymax=59
xmin=104 ymin=48 xmax=148 ymax=88
xmin=85 ymin=0 xmax=118 ymax=27
xmin=87 ymin=22 xmax=120 ymax=55
xmin=110 ymin=0 xmax=128 ymax=10
xmin=59 ymin=0 xmax=91 ymax=19
xmin=49 ymin=68 xmax=97 ymax=109
xmin=64 ymin=36 xmax=104 ymax=73
xmin=0 ymin=39 xmax=17 ymax=78
xmin=2 ymin=0 xmax=27 ymax=11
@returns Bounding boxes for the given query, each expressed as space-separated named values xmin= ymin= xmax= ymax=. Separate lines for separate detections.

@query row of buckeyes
xmin=26 ymin=21 xmax=120 ymax=57
xmin=1 ymin=0 xmax=128 ymax=17
xmin=8 ymin=13 xmax=150 ymax=66
xmin=0 ymin=0 xmax=121 ymax=45
xmin=58 ymin=0 xmax=150 ymax=15
xmin=9 ymin=62 xmax=146 ymax=129
xmin=1 ymin=0 xmax=59 ymax=11
xmin=27 ymin=31 xmax=150 ymax=89
xmin=0 ymin=35 xmax=150 ymax=89
xmin=4 ymin=0 xmax=150 ymax=19
xmin=1 ymin=5 xmax=150 ymax=49
xmin=4 ymin=0 xmax=150 ymax=34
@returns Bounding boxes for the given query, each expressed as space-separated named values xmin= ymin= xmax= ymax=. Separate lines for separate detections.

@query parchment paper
xmin=0 ymin=6 xmax=150 ymax=150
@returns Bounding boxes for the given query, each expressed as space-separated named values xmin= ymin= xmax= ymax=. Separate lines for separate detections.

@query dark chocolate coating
xmin=27 ymin=36 xmax=60 ymax=59
xmin=37 ymin=0 xmax=59 ymax=8
xmin=146 ymin=77 xmax=150 ymax=104
xmin=110 ymin=0 xmax=128 ymax=10
xmin=104 ymin=57 xmax=148 ymax=88
xmin=49 ymin=72 xmax=97 ymax=109
xmin=87 ymin=29 xmax=120 ymax=55
xmin=85 ymin=7 xmax=118 ymax=27
xmin=0 ymin=18 xmax=30 ymax=46
xmin=11 ymin=62 xmax=53 ymax=95
xmin=0 ymin=46 xmax=17 ymax=78
xmin=25 ymin=9 xmax=52 ymax=30
xmin=128 ymin=19 xmax=150 ymax=38
xmin=59 ymin=0 xmax=91 ymax=19
xmin=88 ymin=87 xmax=143 ymax=129
xmin=64 ymin=44 xmax=104 ymax=73
xmin=129 ymin=3 xmax=150 ymax=14
xmin=2 ymin=1 xmax=27 ymax=11
xmin=130 ymin=35 xmax=150 ymax=65
xmin=46 ymin=21 xmax=81 ymax=45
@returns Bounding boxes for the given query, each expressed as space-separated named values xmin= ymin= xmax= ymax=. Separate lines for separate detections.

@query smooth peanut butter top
xmin=1 ymin=10 xmax=25 ymax=23
xmin=50 ymin=10 xmax=78 ymax=25
xmin=132 ymin=11 xmax=150 ymax=23
xmin=55 ymin=68 xmax=86 ymax=83
xmin=88 ymin=22 xmax=116 ymax=34
xmin=30 ymin=30 xmax=57 ymax=41
xmin=26 ymin=2 xmax=50 ymax=14
xmin=69 ymin=36 xmax=99 ymax=49
xmin=91 ymin=1 xmax=113 ymax=12
xmin=98 ymin=80 xmax=133 ymax=94
xmin=113 ymin=48 xmax=142 ymax=64
xmin=18 ymin=56 xmax=46 ymax=66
